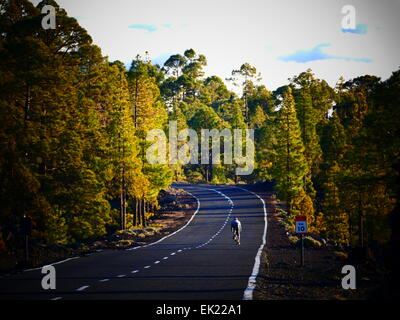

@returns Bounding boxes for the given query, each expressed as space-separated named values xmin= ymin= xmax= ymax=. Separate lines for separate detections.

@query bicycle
xmin=232 ymin=229 xmax=240 ymax=245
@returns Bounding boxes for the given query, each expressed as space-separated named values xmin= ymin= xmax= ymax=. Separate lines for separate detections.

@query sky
xmin=32 ymin=0 xmax=400 ymax=90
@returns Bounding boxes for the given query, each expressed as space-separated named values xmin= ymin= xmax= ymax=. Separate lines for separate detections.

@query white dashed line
xmin=51 ymin=297 xmax=62 ymax=300
xmin=117 ymin=274 xmax=126 ymax=278
xmin=76 ymin=285 xmax=89 ymax=291
xmin=122 ymin=187 xmax=235 ymax=289
xmin=190 ymin=187 xmax=234 ymax=250
xmin=99 ymin=279 xmax=110 ymax=282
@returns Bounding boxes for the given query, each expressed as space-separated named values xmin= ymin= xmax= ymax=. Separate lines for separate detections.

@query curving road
xmin=0 ymin=184 xmax=267 ymax=300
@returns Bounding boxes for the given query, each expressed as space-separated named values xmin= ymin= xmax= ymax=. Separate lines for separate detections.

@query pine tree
xmin=227 ymin=63 xmax=261 ymax=123
xmin=271 ymin=87 xmax=308 ymax=216
xmin=127 ymin=56 xmax=172 ymax=226
xmin=318 ymin=161 xmax=349 ymax=244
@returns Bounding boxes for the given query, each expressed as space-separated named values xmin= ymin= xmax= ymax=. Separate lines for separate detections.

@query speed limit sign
xmin=295 ymin=216 xmax=307 ymax=266
xmin=295 ymin=216 xmax=307 ymax=233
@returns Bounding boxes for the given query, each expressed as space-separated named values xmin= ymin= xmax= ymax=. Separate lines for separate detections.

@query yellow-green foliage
xmin=0 ymin=0 xmax=397 ymax=252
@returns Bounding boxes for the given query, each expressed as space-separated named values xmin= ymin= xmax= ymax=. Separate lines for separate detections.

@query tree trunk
xmin=137 ymin=198 xmax=142 ymax=226
xmin=133 ymin=197 xmax=137 ymax=226
xmin=120 ymin=192 xmax=125 ymax=230
xmin=286 ymin=113 xmax=291 ymax=216
xmin=358 ymin=195 xmax=364 ymax=248
xmin=141 ymin=198 xmax=147 ymax=227
xmin=24 ymin=83 xmax=31 ymax=123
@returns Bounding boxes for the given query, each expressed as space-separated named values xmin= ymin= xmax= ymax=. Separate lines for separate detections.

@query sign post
xmin=21 ymin=215 xmax=32 ymax=263
xmin=295 ymin=216 xmax=307 ymax=266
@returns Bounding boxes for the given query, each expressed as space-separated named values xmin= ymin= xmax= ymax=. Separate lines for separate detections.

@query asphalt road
xmin=0 ymin=184 xmax=267 ymax=300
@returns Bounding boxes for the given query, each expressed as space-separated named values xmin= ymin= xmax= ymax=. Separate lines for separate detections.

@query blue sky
xmin=31 ymin=0 xmax=400 ymax=90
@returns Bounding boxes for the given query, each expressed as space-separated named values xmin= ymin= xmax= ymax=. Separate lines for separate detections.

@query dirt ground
xmin=246 ymin=185 xmax=387 ymax=300
xmin=0 ymin=189 xmax=197 ymax=274
xmin=134 ymin=191 xmax=197 ymax=245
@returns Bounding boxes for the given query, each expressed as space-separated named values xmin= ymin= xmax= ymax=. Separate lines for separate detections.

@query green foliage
xmin=0 ymin=0 xmax=397 ymax=252
xmin=271 ymin=88 xmax=308 ymax=210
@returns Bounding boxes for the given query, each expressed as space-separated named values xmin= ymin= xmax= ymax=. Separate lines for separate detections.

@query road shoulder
xmin=245 ymin=184 xmax=381 ymax=300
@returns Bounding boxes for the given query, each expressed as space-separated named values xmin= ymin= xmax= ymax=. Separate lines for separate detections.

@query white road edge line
xmin=76 ymin=285 xmax=89 ymax=291
xmin=51 ymin=297 xmax=62 ymax=300
xmin=235 ymin=187 xmax=268 ymax=301
xmin=23 ymin=256 xmax=80 ymax=272
xmin=126 ymin=189 xmax=201 ymax=251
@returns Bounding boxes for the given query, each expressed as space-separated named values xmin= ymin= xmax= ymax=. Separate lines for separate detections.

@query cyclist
xmin=231 ymin=217 xmax=242 ymax=245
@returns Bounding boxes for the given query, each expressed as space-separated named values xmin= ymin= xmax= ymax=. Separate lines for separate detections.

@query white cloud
xmin=30 ymin=0 xmax=400 ymax=90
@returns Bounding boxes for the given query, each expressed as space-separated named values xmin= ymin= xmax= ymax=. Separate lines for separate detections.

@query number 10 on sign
xmin=295 ymin=216 xmax=307 ymax=233
xmin=295 ymin=216 xmax=307 ymax=266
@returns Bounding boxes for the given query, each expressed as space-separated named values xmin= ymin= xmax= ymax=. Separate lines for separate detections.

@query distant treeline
xmin=0 ymin=0 xmax=399 ymax=251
